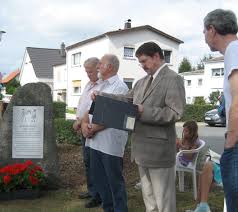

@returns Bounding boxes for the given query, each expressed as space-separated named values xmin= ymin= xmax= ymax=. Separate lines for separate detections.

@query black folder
xmin=89 ymin=95 xmax=138 ymax=131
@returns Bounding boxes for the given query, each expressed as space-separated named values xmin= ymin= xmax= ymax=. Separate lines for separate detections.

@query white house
xmin=65 ymin=21 xmax=183 ymax=108
xmin=53 ymin=63 xmax=67 ymax=102
xmin=180 ymin=56 xmax=224 ymax=104
xmin=180 ymin=70 xmax=205 ymax=104
xmin=19 ymin=44 xmax=66 ymax=90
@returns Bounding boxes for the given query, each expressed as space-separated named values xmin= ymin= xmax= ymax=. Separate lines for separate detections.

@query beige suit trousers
xmin=138 ymin=165 xmax=176 ymax=212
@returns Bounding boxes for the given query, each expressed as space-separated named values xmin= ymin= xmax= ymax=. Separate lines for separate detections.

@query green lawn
xmin=0 ymin=185 xmax=224 ymax=212
xmin=66 ymin=108 xmax=76 ymax=114
xmin=0 ymin=145 xmax=224 ymax=212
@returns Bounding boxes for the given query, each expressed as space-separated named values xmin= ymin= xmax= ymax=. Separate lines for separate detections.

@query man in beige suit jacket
xmin=131 ymin=42 xmax=185 ymax=212
xmin=93 ymin=42 xmax=185 ymax=212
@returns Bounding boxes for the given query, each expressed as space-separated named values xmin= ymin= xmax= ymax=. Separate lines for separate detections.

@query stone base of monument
xmin=0 ymin=189 xmax=43 ymax=201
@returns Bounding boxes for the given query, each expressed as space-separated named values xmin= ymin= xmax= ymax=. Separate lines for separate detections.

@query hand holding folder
xmin=89 ymin=95 xmax=138 ymax=131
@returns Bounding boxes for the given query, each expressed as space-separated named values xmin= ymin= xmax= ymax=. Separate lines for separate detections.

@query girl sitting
xmin=176 ymin=120 xmax=202 ymax=168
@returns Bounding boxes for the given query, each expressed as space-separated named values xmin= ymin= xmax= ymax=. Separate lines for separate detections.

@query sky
xmin=0 ymin=0 xmax=238 ymax=76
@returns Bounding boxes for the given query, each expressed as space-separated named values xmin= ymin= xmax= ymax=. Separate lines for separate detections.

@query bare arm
xmin=226 ymin=70 xmax=238 ymax=148
xmin=81 ymin=112 xmax=93 ymax=138
xmin=73 ymin=118 xmax=81 ymax=131
xmin=81 ymin=111 xmax=105 ymax=138
xmin=91 ymin=124 xmax=105 ymax=134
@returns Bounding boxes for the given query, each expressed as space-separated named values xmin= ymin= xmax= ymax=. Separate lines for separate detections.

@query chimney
xmin=124 ymin=19 xmax=131 ymax=29
xmin=60 ymin=42 xmax=66 ymax=57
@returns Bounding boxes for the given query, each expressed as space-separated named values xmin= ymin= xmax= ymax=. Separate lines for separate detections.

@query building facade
xmin=19 ymin=44 xmax=66 ymax=91
xmin=66 ymin=23 xmax=183 ymax=108
xmin=180 ymin=56 xmax=224 ymax=104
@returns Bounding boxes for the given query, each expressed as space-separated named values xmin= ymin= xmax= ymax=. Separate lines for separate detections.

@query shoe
xmin=78 ymin=191 xmax=91 ymax=199
xmin=85 ymin=198 xmax=102 ymax=208
xmin=194 ymin=202 xmax=211 ymax=212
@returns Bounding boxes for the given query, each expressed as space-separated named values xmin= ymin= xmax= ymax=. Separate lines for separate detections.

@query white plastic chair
xmin=176 ymin=139 xmax=206 ymax=200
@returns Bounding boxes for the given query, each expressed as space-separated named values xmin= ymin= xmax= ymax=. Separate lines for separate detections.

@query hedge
xmin=53 ymin=103 xmax=215 ymax=145
xmin=181 ymin=104 xmax=216 ymax=122
xmin=53 ymin=102 xmax=67 ymax=119
xmin=54 ymin=118 xmax=81 ymax=145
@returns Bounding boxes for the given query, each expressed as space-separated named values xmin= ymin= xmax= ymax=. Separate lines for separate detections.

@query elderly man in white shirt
xmin=73 ymin=57 xmax=102 ymax=208
xmin=82 ymin=54 xmax=129 ymax=212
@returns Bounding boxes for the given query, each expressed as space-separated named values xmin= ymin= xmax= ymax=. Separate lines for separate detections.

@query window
xmin=123 ymin=78 xmax=134 ymax=89
xmin=71 ymin=52 xmax=81 ymax=66
xmin=163 ymin=50 xmax=171 ymax=64
xmin=187 ymin=97 xmax=191 ymax=104
xmin=72 ymin=80 xmax=81 ymax=94
xmin=221 ymin=68 xmax=224 ymax=76
xmin=187 ymin=80 xmax=191 ymax=86
xmin=212 ymin=68 xmax=224 ymax=77
xmin=73 ymin=87 xmax=80 ymax=93
xmin=124 ymin=47 xmax=135 ymax=58
xmin=198 ymin=79 xmax=203 ymax=86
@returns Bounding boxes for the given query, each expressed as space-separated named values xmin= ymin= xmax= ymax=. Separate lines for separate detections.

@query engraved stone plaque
xmin=12 ymin=106 xmax=44 ymax=158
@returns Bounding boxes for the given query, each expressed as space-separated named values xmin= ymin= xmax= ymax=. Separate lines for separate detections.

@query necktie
xmin=144 ymin=75 xmax=153 ymax=96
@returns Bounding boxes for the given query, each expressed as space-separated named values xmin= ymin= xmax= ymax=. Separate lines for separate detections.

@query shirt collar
xmin=104 ymin=74 xmax=119 ymax=84
xmin=88 ymin=79 xmax=102 ymax=86
xmin=152 ymin=63 xmax=166 ymax=80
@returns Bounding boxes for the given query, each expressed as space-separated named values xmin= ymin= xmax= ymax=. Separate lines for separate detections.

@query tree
xmin=178 ymin=57 xmax=192 ymax=73
xmin=6 ymin=79 xmax=21 ymax=94
xmin=197 ymin=55 xmax=213 ymax=70
xmin=208 ymin=91 xmax=220 ymax=105
xmin=197 ymin=61 xmax=204 ymax=70
xmin=194 ymin=96 xmax=206 ymax=105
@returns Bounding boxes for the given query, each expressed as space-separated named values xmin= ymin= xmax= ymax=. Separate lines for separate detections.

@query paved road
xmin=66 ymin=113 xmax=76 ymax=120
xmin=176 ymin=123 xmax=226 ymax=155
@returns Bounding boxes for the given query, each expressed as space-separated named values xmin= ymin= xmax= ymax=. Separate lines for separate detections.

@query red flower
xmin=29 ymin=176 xmax=39 ymax=185
xmin=11 ymin=168 xmax=21 ymax=175
xmin=0 ymin=161 xmax=45 ymax=192
xmin=25 ymin=160 xmax=33 ymax=166
xmin=3 ymin=175 xmax=11 ymax=184
xmin=34 ymin=165 xmax=43 ymax=172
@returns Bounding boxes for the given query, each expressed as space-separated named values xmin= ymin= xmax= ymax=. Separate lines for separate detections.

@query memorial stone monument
xmin=0 ymin=82 xmax=60 ymax=188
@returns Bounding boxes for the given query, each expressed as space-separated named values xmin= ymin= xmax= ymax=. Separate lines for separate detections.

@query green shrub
xmin=53 ymin=102 xmax=67 ymax=119
xmin=209 ymin=91 xmax=220 ymax=105
xmin=6 ymin=79 xmax=21 ymax=94
xmin=54 ymin=118 xmax=81 ymax=145
xmin=194 ymin=96 xmax=206 ymax=105
xmin=181 ymin=104 xmax=215 ymax=122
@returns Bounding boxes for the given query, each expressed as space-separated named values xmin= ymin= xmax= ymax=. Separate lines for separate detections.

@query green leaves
xmin=179 ymin=57 xmax=192 ymax=73
xmin=54 ymin=118 xmax=81 ymax=145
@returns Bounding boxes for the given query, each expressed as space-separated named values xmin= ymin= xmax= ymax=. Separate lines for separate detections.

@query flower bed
xmin=0 ymin=160 xmax=46 ymax=199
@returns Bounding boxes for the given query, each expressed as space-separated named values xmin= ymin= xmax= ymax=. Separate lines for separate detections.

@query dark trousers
xmin=90 ymin=148 xmax=128 ymax=212
xmin=220 ymin=143 xmax=238 ymax=212
xmin=81 ymin=137 xmax=100 ymax=200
